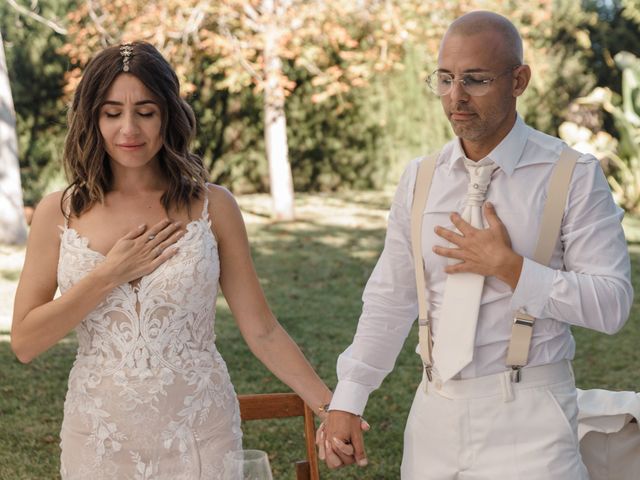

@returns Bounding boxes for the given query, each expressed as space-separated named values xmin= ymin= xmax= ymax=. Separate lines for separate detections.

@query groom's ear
xmin=512 ymin=64 xmax=531 ymax=97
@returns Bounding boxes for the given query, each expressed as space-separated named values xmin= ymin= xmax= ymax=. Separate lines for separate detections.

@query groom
xmin=320 ymin=10 xmax=632 ymax=479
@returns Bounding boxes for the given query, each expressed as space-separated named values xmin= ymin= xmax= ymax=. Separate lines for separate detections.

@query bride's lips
xmin=117 ymin=143 xmax=145 ymax=150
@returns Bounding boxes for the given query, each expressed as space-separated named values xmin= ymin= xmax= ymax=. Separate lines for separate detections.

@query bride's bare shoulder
xmin=31 ymin=190 xmax=67 ymax=233
xmin=203 ymin=183 xmax=246 ymax=240
xmin=204 ymin=183 xmax=241 ymax=214
xmin=19 ymin=191 xmax=66 ymax=285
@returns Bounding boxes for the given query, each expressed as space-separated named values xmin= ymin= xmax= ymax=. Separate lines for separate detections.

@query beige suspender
xmin=505 ymin=147 xmax=579 ymax=376
xmin=410 ymin=154 xmax=439 ymax=380
xmin=410 ymin=147 xmax=580 ymax=381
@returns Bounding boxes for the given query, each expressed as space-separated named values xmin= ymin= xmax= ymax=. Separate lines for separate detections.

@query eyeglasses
xmin=426 ymin=65 xmax=521 ymax=97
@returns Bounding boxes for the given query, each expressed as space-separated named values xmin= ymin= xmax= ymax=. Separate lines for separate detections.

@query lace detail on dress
xmin=57 ymin=198 xmax=242 ymax=480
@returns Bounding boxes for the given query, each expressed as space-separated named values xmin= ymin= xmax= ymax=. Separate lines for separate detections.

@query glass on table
xmin=222 ymin=449 xmax=273 ymax=480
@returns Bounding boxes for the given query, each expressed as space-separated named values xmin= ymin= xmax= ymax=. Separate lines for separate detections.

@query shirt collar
xmin=447 ymin=114 xmax=530 ymax=177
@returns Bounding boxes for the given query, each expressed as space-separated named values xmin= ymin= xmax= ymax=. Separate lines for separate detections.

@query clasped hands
xmin=316 ymin=410 xmax=370 ymax=469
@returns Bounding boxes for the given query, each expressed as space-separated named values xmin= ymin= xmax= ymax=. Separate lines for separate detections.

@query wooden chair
xmin=238 ymin=392 xmax=320 ymax=480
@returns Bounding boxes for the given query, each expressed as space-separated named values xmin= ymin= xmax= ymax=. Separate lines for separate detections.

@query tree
xmin=8 ymin=0 xmax=631 ymax=214
xmin=0 ymin=30 xmax=27 ymax=245
xmin=1 ymin=0 xmax=70 ymax=228
xmin=221 ymin=0 xmax=296 ymax=220
xmin=61 ymin=0 xmax=421 ymax=220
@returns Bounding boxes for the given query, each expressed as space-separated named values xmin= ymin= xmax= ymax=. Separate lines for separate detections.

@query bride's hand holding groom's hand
xmin=316 ymin=410 xmax=370 ymax=469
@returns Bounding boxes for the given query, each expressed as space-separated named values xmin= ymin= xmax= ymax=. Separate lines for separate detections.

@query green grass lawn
xmin=1 ymin=192 xmax=639 ymax=479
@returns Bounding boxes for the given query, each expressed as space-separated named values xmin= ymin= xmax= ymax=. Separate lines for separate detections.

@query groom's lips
xmin=450 ymin=112 xmax=476 ymax=121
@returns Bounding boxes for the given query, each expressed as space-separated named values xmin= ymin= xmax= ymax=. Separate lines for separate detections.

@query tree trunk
xmin=0 ymin=31 xmax=27 ymax=245
xmin=263 ymin=0 xmax=295 ymax=221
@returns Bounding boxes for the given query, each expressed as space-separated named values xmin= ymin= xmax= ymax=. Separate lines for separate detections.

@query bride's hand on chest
xmin=97 ymin=219 xmax=184 ymax=285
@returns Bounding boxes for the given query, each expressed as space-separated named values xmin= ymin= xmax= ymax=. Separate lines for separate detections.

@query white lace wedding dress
xmin=57 ymin=197 xmax=242 ymax=479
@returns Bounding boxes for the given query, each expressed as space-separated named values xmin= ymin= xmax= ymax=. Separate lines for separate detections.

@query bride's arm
xmin=11 ymin=192 xmax=113 ymax=362
xmin=11 ymin=192 xmax=181 ymax=363
xmin=212 ymin=185 xmax=333 ymax=414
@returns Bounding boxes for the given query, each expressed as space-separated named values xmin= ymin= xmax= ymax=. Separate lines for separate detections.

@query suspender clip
xmin=418 ymin=318 xmax=433 ymax=383
xmin=513 ymin=312 xmax=535 ymax=328
xmin=506 ymin=311 xmax=535 ymax=368
xmin=424 ymin=363 xmax=433 ymax=382
xmin=510 ymin=366 xmax=522 ymax=383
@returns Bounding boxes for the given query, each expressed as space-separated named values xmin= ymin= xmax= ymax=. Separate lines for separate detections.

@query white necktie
xmin=432 ymin=159 xmax=497 ymax=382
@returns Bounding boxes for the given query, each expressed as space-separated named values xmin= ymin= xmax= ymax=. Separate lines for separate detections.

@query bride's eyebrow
xmin=101 ymin=100 xmax=158 ymax=106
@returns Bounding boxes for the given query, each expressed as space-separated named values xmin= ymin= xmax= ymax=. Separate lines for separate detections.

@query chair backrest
xmin=238 ymin=392 xmax=320 ymax=480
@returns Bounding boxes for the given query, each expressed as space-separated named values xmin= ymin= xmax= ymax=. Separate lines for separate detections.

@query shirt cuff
xmin=509 ymin=257 xmax=556 ymax=317
xmin=329 ymin=380 xmax=372 ymax=416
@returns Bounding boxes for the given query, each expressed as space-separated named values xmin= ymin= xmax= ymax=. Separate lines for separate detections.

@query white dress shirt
xmin=331 ymin=115 xmax=633 ymax=415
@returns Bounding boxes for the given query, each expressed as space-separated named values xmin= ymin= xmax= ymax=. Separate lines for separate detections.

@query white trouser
xmin=402 ymin=361 xmax=590 ymax=480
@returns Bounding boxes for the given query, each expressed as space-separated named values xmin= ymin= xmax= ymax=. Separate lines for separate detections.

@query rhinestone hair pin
xmin=119 ymin=43 xmax=133 ymax=72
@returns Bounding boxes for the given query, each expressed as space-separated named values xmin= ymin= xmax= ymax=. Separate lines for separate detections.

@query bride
xmin=11 ymin=41 xmax=342 ymax=479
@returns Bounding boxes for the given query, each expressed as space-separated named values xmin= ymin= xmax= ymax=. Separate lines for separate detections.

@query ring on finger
xmin=154 ymin=246 xmax=163 ymax=257
xmin=147 ymin=234 xmax=156 ymax=241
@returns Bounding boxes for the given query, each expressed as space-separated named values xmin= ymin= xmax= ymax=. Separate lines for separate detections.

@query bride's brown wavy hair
xmin=61 ymin=41 xmax=207 ymax=218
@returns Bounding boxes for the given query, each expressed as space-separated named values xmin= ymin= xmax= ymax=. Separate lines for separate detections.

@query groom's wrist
xmin=331 ymin=380 xmax=370 ymax=415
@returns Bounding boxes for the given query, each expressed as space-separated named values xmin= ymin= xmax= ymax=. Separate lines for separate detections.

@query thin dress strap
xmin=200 ymin=185 xmax=210 ymax=222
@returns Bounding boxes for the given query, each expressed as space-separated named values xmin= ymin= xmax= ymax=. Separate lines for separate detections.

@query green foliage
xmin=555 ymin=1 xmax=640 ymax=213
xmin=188 ymin=64 xmax=388 ymax=194
xmin=517 ymin=0 xmax=597 ymax=133
xmin=373 ymin=45 xmax=452 ymax=181
xmin=189 ymin=40 xmax=451 ymax=194
xmin=0 ymin=0 xmax=73 ymax=206
xmin=583 ymin=0 xmax=640 ymax=103
xmin=600 ymin=52 xmax=640 ymax=212
xmin=3 ymin=0 xmax=640 ymax=201
xmin=286 ymin=71 xmax=385 ymax=192
xmin=558 ymin=50 xmax=640 ymax=213
xmin=188 ymin=62 xmax=269 ymax=194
